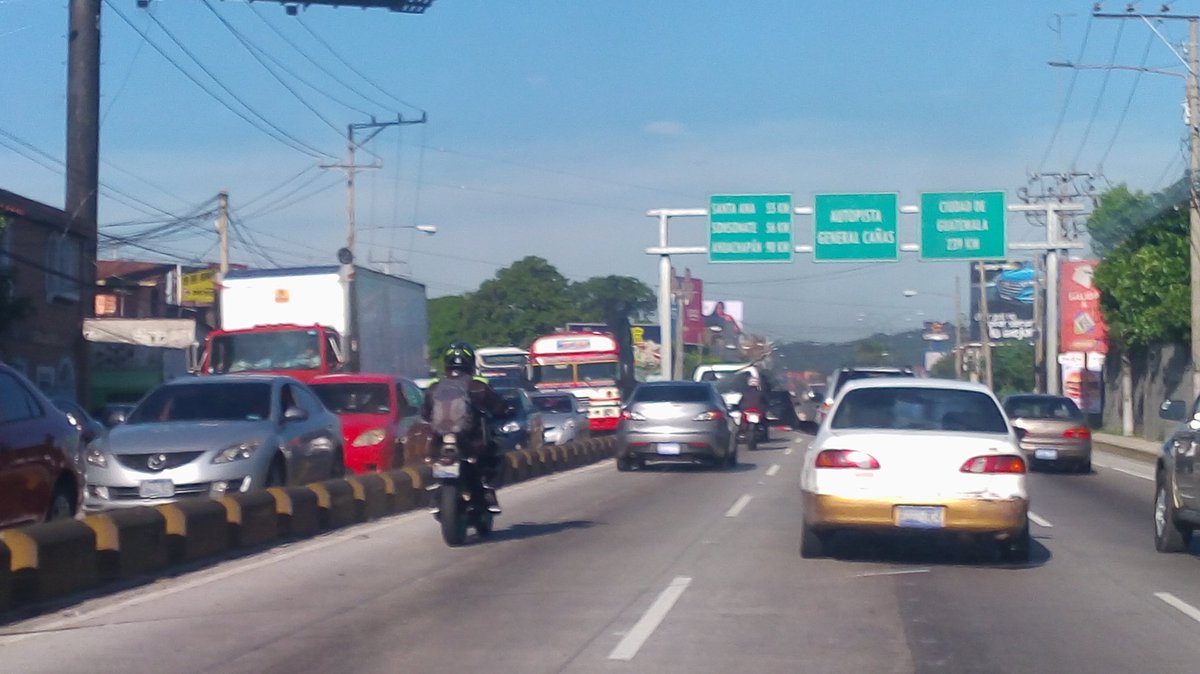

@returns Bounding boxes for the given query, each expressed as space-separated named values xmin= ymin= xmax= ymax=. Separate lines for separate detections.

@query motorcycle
xmin=737 ymin=405 xmax=767 ymax=451
xmin=428 ymin=430 xmax=494 ymax=546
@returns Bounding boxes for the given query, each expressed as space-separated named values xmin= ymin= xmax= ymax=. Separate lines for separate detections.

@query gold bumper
xmin=802 ymin=492 xmax=1028 ymax=534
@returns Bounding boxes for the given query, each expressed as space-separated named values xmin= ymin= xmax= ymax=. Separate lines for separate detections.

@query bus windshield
xmin=531 ymin=363 xmax=575 ymax=384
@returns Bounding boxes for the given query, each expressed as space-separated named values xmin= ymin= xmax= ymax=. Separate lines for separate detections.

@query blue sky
xmin=0 ymin=1 xmax=1193 ymax=341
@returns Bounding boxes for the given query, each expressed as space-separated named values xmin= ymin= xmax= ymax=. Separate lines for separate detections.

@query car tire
xmin=616 ymin=455 xmax=633 ymax=472
xmin=44 ymin=483 xmax=76 ymax=522
xmin=800 ymin=522 xmax=828 ymax=559
xmin=1077 ymin=458 xmax=1092 ymax=474
xmin=999 ymin=525 xmax=1031 ymax=564
xmin=1155 ymin=481 xmax=1193 ymax=553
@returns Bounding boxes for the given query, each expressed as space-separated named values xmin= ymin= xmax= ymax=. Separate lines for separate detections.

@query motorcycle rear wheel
xmin=440 ymin=485 xmax=468 ymax=546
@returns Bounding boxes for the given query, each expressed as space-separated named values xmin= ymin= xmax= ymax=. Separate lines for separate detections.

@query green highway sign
xmin=919 ymin=191 xmax=1006 ymax=260
xmin=813 ymin=193 xmax=898 ymax=262
xmin=708 ymin=194 xmax=793 ymax=263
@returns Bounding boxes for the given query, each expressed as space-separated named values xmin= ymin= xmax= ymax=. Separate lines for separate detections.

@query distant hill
xmin=775 ymin=329 xmax=934 ymax=378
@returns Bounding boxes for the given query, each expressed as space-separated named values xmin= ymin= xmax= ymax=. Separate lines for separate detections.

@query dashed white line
xmin=1155 ymin=592 xmax=1200 ymax=624
xmin=784 ymin=447 xmax=794 ymax=456
xmin=765 ymin=464 xmax=781 ymax=477
xmin=608 ymin=576 xmax=693 ymax=661
xmin=1107 ymin=465 xmax=1154 ymax=482
xmin=1028 ymin=511 xmax=1054 ymax=528
xmin=856 ymin=568 xmax=931 ymax=578
xmin=725 ymin=494 xmax=753 ymax=518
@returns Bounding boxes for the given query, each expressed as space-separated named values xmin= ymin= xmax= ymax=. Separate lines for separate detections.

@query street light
xmin=357 ymin=223 xmax=438 ymax=235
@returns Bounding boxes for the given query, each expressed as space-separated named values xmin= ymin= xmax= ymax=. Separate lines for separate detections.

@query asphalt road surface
xmin=2 ymin=431 xmax=1198 ymax=673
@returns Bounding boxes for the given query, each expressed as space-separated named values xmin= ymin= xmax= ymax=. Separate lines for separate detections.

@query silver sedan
xmin=83 ymin=375 xmax=343 ymax=511
xmin=615 ymin=381 xmax=737 ymax=471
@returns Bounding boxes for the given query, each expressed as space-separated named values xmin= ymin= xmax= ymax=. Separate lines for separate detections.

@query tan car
xmin=1001 ymin=394 xmax=1092 ymax=473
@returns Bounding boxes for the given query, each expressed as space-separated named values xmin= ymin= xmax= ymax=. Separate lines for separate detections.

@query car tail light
xmin=620 ymin=409 xmax=645 ymax=421
xmin=1063 ymin=427 xmax=1091 ymax=439
xmin=693 ymin=409 xmax=725 ymax=422
xmin=814 ymin=449 xmax=880 ymax=469
xmin=960 ymin=455 xmax=1026 ymax=474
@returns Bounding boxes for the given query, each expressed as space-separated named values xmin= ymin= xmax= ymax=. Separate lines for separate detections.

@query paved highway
xmin=1 ymin=431 xmax=1198 ymax=673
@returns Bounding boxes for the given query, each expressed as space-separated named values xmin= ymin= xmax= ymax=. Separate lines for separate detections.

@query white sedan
xmin=800 ymin=378 xmax=1030 ymax=562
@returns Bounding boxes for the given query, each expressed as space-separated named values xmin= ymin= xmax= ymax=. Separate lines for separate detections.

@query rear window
xmin=1003 ymin=396 xmax=1083 ymax=421
xmin=533 ymin=395 xmax=575 ymax=413
xmin=310 ymin=383 xmax=391 ymax=415
xmin=632 ymin=384 xmax=713 ymax=404
xmin=831 ymin=386 xmax=1008 ymax=434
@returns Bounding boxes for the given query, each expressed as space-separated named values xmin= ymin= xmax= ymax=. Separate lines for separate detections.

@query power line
xmin=1039 ymin=15 xmax=1094 ymax=172
xmin=107 ymin=0 xmax=333 ymax=160
xmin=236 ymin=173 xmax=343 ymax=221
xmin=1072 ymin=20 xmax=1125 ymax=169
xmin=1097 ymin=30 xmax=1156 ymax=170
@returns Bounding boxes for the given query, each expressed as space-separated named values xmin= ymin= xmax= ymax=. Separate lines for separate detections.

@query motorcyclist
xmin=421 ymin=342 xmax=508 ymax=513
xmin=739 ymin=374 xmax=766 ymax=414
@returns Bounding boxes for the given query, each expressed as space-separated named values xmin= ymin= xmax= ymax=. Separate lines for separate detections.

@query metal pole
xmin=345 ymin=124 xmax=356 ymax=255
xmin=1033 ymin=254 xmax=1046 ymax=393
xmin=1046 ymin=204 xmax=1061 ymax=396
xmin=658 ymin=213 xmax=673 ymax=380
xmin=978 ymin=261 xmax=994 ymax=390
xmin=954 ymin=276 xmax=963 ymax=380
xmin=216 ymin=190 xmax=230 ymax=275
xmin=1190 ymin=18 xmax=1200 ymax=402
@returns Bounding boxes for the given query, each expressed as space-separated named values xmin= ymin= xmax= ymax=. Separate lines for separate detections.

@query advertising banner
xmin=630 ymin=324 xmax=662 ymax=380
xmin=1059 ymin=260 xmax=1108 ymax=354
xmin=969 ymin=260 xmax=1036 ymax=341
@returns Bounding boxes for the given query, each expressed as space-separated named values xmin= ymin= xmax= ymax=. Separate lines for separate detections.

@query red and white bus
xmin=528 ymin=332 xmax=622 ymax=432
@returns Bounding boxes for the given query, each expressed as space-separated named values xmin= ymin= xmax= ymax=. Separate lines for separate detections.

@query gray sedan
xmin=615 ymin=381 xmax=737 ymax=471
xmin=83 ymin=375 xmax=343 ymax=511
xmin=532 ymin=391 xmax=589 ymax=445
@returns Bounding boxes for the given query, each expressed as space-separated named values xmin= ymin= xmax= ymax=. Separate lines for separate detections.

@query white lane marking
xmin=765 ymin=464 xmax=781 ymax=477
xmin=1027 ymin=511 xmax=1054 ymax=528
xmin=608 ymin=576 xmax=692 ymax=661
xmin=1155 ymin=592 xmax=1200 ymax=624
xmin=784 ymin=447 xmax=794 ymax=456
xmin=0 ymin=457 xmax=613 ymax=645
xmin=1107 ymin=465 xmax=1154 ymax=482
xmin=1093 ymin=461 xmax=1110 ymax=468
xmin=856 ymin=568 xmax=931 ymax=578
xmin=724 ymin=494 xmax=753 ymax=518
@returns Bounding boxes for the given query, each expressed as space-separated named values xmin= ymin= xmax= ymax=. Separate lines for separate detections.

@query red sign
xmin=672 ymin=268 xmax=705 ymax=346
xmin=1059 ymin=260 xmax=1108 ymax=354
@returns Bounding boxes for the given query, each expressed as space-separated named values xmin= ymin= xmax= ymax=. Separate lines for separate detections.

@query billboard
xmin=1059 ymin=260 xmax=1108 ymax=354
xmin=630 ymin=324 xmax=662 ymax=380
xmin=970 ymin=260 xmax=1035 ymax=342
xmin=672 ymin=268 xmax=705 ymax=346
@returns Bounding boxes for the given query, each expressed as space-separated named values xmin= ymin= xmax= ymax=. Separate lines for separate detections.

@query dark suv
xmin=818 ymin=367 xmax=916 ymax=423
xmin=1154 ymin=398 xmax=1200 ymax=552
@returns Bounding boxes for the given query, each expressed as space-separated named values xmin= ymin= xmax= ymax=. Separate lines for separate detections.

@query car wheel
xmin=616 ymin=455 xmax=633 ymax=472
xmin=1077 ymin=458 xmax=1092 ymax=474
xmin=45 ymin=484 xmax=76 ymax=522
xmin=800 ymin=521 xmax=828 ymax=559
xmin=1155 ymin=481 xmax=1193 ymax=553
xmin=998 ymin=525 xmax=1031 ymax=564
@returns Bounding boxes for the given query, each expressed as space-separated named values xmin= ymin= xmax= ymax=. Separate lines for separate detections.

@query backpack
xmin=429 ymin=376 xmax=476 ymax=435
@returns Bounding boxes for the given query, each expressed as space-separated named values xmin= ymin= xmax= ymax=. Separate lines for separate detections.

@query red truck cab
xmin=199 ymin=324 xmax=344 ymax=383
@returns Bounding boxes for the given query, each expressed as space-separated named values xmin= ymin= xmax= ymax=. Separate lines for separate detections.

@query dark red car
xmin=309 ymin=374 xmax=432 ymax=474
xmin=0 ymin=362 xmax=84 ymax=528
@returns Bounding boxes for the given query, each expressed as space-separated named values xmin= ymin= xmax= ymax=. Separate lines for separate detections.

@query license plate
xmin=138 ymin=479 xmax=175 ymax=499
xmin=895 ymin=506 xmax=945 ymax=529
xmin=657 ymin=443 xmax=681 ymax=455
xmin=1034 ymin=448 xmax=1058 ymax=461
xmin=432 ymin=462 xmax=461 ymax=479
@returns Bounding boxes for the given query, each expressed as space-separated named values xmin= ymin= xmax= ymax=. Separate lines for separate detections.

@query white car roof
xmin=838 ymin=377 xmax=994 ymax=395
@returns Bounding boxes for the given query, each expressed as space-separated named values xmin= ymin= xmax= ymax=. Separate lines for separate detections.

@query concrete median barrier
xmin=156 ymin=499 xmax=230 ymax=564
xmin=504 ymin=451 xmax=527 ymax=484
xmin=83 ymin=507 xmax=169 ymax=581
xmin=1 ymin=520 xmax=98 ymax=603
xmin=390 ymin=465 xmax=428 ymax=511
xmin=267 ymin=486 xmax=321 ymax=539
xmin=348 ymin=473 xmax=392 ymax=521
xmin=220 ymin=491 xmax=280 ymax=549
xmin=308 ymin=479 xmax=358 ymax=530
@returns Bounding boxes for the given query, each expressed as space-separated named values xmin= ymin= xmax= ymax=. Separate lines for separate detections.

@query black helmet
xmin=443 ymin=342 xmax=476 ymax=376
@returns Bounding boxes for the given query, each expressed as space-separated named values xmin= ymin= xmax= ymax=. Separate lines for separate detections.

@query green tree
xmin=572 ymin=275 xmax=655 ymax=393
xmin=461 ymin=256 xmax=575 ymax=348
xmin=930 ymin=353 xmax=957 ymax=379
xmin=991 ymin=342 xmax=1035 ymax=397
xmin=427 ymin=295 xmax=467 ymax=359
xmin=1092 ymin=189 xmax=1189 ymax=349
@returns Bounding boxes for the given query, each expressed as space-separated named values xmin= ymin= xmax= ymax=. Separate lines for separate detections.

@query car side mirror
xmin=107 ymin=410 xmax=128 ymax=427
xmin=1160 ymin=399 xmax=1188 ymax=422
xmin=284 ymin=406 xmax=309 ymax=422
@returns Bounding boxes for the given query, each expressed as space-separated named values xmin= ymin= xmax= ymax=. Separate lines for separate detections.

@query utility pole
xmin=216 ymin=190 xmax=230 ymax=275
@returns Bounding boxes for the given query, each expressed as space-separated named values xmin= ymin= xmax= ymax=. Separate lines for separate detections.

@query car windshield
xmin=1004 ymin=396 xmax=1083 ymax=421
xmin=632 ymin=385 xmax=711 ymax=404
xmin=209 ymin=329 xmax=322 ymax=374
xmin=533 ymin=395 xmax=575 ymax=413
xmin=126 ymin=383 xmax=272 ymax=423
xmin=311 ymin=383 xmax=391 ymax=415
xmin=831 ymin=386 xmax=1008 ymax=433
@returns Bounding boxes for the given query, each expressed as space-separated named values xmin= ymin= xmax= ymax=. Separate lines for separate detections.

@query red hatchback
xmin=309 ymin=374 xmax=432 ymax=474
xmin=0 ymin=363 xmax=84 ymax=528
